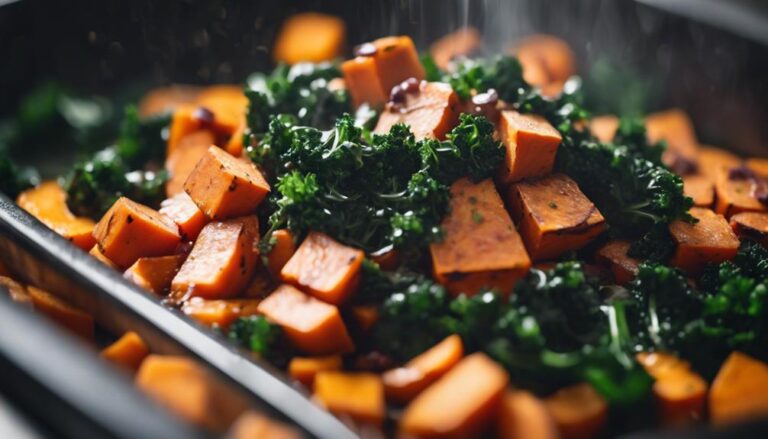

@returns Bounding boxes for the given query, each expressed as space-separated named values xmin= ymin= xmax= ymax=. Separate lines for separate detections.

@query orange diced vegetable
xmin=273 ymin=13 xmax=346 ymax=64
xmin=167 ymin=106 xmax=212 ymax=156
xmin=28 ymin=286 xmax=94 ymax=341
xmin=400 ymin=353 xmax=508 ymax=438
xmin=241 ymin=265 xmax=274 ymax=299
xmin=430 ymin=178 xmax=531 ymax=297
xmin=374 ymin=81 xmax=461 ymax=140
xmin=669 ymin=207 xmax=740 ymax=273
xmin=683 ymin=174 xmax=714 ymax=207
xmin=195 ymin=85 xmax=248 ymax=136
xmin=636 ymin=352 xmax=707 ymax=427
xmin=509 ymin=174 xmax=606 ymax=261
xmin=184 ymin=146 xmax=270 ymax=220
xmin=512 ymin=34 xmax=575 ymax=87
xmin=165 ymin=130 xmax=216 ymax=197
xmin=159 ymin=192 xmax=208 ymax=241
xmin=314 ymin=372 xmax=385 ymax=426
xmin=697 ymin=146 xmax=742 ymax=180
xmin=92 ymin=197 xmax=181 ymax=268
xmin=709 ymin=352 xmax=768 ymax=425
xmin=280 ymin=231 xmax=364 ymax=305
xmin=138 ymin=85 xmax=201 ymax=117
xmin=341 ymin=56 xmax=388 ymax=109
xmin=430 ymin=27 xmax=481 ymax=70
xmin=714 ymin=166 xmax=766 ymax=217
xmin=545 ymin=383 xmax=607 ymax=439
xmin=746 ymin=157 xmax=768 ymax=179
xmin=497 ymin=110 xmax=562 ymax=184
xmin=266 ymin=229 xmax=296 ymax=278
xmin=0 ymin=276 xmax=31 ymax=306
xmin=497 ymin=391 xmax=559 ymax=439
xmin=225 ymin=120 xmax=246 ymax=157
xmin=351 ymin=305 xmax=378 ymax=331
xmin=730 ymin=212 xmax=768 ymax=246
xmin=101 ymin=331 xmax=150 ymax=373
xmin=181 ymin=297 xmax=261 ymax=328
xmin=89 ymin=245 xmax=118 ymax=269
xmin=645 ymin=109 xmax=699 ymax=171
xmin=370 ymin=249 xmax=400 ymax=271
xmin=372 ymin=36 xmax=426 ymax=98
xmin=228 ymin=411 xmax=302 ymax=439
xmin=288 ymin=355 xmax=343 ymax=387
xmin=595 ymin=240 xmax=640 ymax=285
xmin=17 ymin=181 xmax=96 ymax=250
xmin=124 ymin=254 xmax=185 ymax=295
xmin=257 ymin=284 xmax=354 ymax=355
xmin=382 ymin=334 xmax=463 ymax=404
xmin=589 ymin=115 xmax=618 ymax=143
xmin=171 ymin=216 xmax=260 ymax=299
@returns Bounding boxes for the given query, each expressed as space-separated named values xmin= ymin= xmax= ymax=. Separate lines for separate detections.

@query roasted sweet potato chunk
xmin=498 ymin=391 xmax=558 ymax=439
xmin=545 ymin=383 xmax=607 ymax=439
xmin=669 ymin=207 xmax=740 ymax=273
xmin=165 ymin=130 xmax=215 ymax=197
xmin=273 ymin=12 xmax=346 ymax=64
xmin=138 ymin=85 xmax=201 ymax=118
xmin=595 ymin=240 xmax=640 ymax=285
xmin=512 ymin=34 xmax=575 ymax=87
xmin=184 ymin=146 xmax=270 ymax=220
xmin=171 ymin=216 xmax=260 ymax=299
xmin=228 ymin=411 xmax=302 ymax=439
xmin=28 ymin=286 xmax=94 ymax=341
xmin=509 ymin=174 xmax=606 ymax=261
xmin=341 ymin=56 xmax=387 ymax=109
xmin=101 ymin=331 xmax=150 ymax=373
xmin=374 ymin=81 xmax=460 ymax=140
xmin=400 ymin=353 xmax=508 ymax=438
xmin=636 ymin=352 xmax=707 ymax=427
xmin=93 ymin=197 xmax=181 ymax=268
xmin=195 ymin=85 xmax=248 ymax=136
xmin=124 ymin=255 xmax=185 ymax=295
xmin=266 ymin=229 xmax=296 ymax=278
xmin=747 ymin=157 xmax=768 ymax=179
xmin=589 ymin=115 xmax=618 ymax=143
xmin=257 ymin=284 xmax=354 ymax=355
xmin=645 ymin=109 xmax=699 ymax=172
xmin=682 ymin=174 xmax=714 ymax=207
xmin=17 ymin=181 xmax=96 ymax=250
xmin=89 ymin=245 xmax=118 ymax=268
xmin=280 ymin=231 xmax=364 ymax=305
xmin=497 ymin=110 xmax=562 ymax=184
xmin=314 ymin=372 xmax=385 ymax=426
xmin=713 ymin=166 xmax=767 ymax=217
xmin=159 ymin=192 xmax=208 ymax=241
xmin=181 ymin=298 xmax=261 ymax=328
xmin=430 ymin=178 xmax=531 ymax=297
xmin=430 ymin=27 xmax=481 ymax=70
xmin=288 ymin=355 xmax=342 ymax=387
xmin=709 ymin=352 xmax=768 ymax=425
xmin=697 ymin=146 xmax=742 ymax=180
xmin=730 ymin=212 xmax=768 ymax=246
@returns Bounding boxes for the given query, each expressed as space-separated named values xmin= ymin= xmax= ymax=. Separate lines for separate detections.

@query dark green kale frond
xmin=733 ymin=240 xmax=768 ymax=280
xmin=0 ymin=150 xmax=39 ymax=198
xmin=612 ymin=117 xmax=665 ymax=166
xmin=116 ymin=105 xmax=171 ymax=168
xmin=227 ymin=315 xmax=289 ymax=366
xmin=444 ymin=56 xmax=526 ymax=102
xmin=420 ymin=53 xmax=442 ymax=82
xmin=627 ymin=223 xmax=676 ymax=263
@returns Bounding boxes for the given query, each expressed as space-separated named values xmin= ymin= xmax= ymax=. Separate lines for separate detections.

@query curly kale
xmin=116 ymin=105 xmax=171 ymax=168
xmin=444 ymin=56 xmax=527 ymax=102
xmin=227 ymin=316 xmax=289 ymax=366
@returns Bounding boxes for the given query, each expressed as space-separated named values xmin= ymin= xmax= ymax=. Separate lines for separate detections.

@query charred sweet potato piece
xmin=498 ymin=391 xmax=559 ymax=439
xmin=509 ymin=174 xmax=606 ymax=261
xmin=280 ymin=231 xmax=364 ymax=305
xmin=124 ymin=254 xmax=185 ymax=295
xmin=497 ymin=110 xmax=562 ymax=184
xmin=595 ymin=240 xmax=640 ymax=285
xmin=93 ymin=197 xmax=181 ymax=268
xmin=341 ymin=56 xmax=388 ymax=109
xmin=544 ymin=383 xmax=607 ymax=439
xmin=181 ymin=297 xmax=261 ymax=328
xmin=171 ymin=216 xmax=260 ymax=299
xmin=17 ymin=181 xmax=96 ymax=250
xmin=636 ymin=352 xmax=707 ymax=427
xmin=257 ymin=284 xmax=354 ymax=355
xmin=709 ymin=352 xmax=768 ymax=425
xmin=165 ymin=130 xmax=216 ymax=197
xmin=669 ymin=207 xmax=740 ymax=273
xmin=101 ymin=331 xmax=150 ymax=373
xmin=266 ymin=229 xmax=296 ymax=278
xmin=228 ymin=411 xmax=302 ymax=439
xmin=195 ymin=85 xmax=248 ymax=136
xmin=383 ymin=334 xmax=464 ymax=404
xmin=697 ymin=146 xmax=742 ymax=180
xmin=645 ymin=109 xmax=699 ymax=172
xmin=225 ymin=121 xmax=246 ymax=157
xmin=314 ymin=372 xmax=385 ymax=426
xmin=589 ymin=115 xmax=618 ymax=143
xmin=28 ymin=286 xmax=94 ymax=341
xmin=138 ymin=85 xmax=201 ymax=118
xmin=89 ymin=245 xmax=118 ymax=268
xmin=730 ymin=212 xmax=768 ymax=246
xmin=184 ymin=146 xmax=270 ymax=220
xmin=374 ymin=81 xmax=461 ymax=140
xmin=430 ymin=178 xmax=531 ymax=297
xmin=400 ymin=353 xmax=508 ymax=438
xmin=273 ymin=12 xmax=346 ymax=64
xmin=167 ymin=106 xmax=215 ymax=156
xmin=746 ymin=157 xmax=768 ymax=179
xmin=351 ymin=305 xmax=378 ymax=331
xmin=683 ymin=174 xmax=714 ymax=207
xmin=512 ymin=34 xmax=576 ymax=87
xmin=714 ymin=166 xmax=767 ymax=217
xmin=288 ymin=355 xmax=342 ymax=387
xmin=430 ymin=27 xmax=481 ymax=70
xmin=159 ymin=192 xmax=208 ymax=242
xmin=370 ymin=249 xmax=400 ymax=271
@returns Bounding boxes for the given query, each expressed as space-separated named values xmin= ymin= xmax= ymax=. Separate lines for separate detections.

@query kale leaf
xmin=227 ymin=315 xmax=289 ymax=366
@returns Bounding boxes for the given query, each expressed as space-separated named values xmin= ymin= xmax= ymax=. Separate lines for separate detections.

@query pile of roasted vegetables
xmin=3 ymin=11 xmax=768 ymax=439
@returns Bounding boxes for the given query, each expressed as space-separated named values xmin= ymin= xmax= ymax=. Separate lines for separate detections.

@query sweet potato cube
xmin=138 ymin=85 xmax=201 ymax=118
xmin=374 ymin=81 xmax=461 ymax=140
xmin=266 ymin=229 xmax=296 ymax=278
xmin=545 ymin=383 xmax=607 ymax=439
xmin=636 ymin=352 xmax=707 ymax=427
xmin=124 ymin=254 xmax=185 ymax=295
xmin=171 ymin=216 xmax=260 ymax=299
xmin=383 ymin=334 xmax=464 ymax=404
xmin=273 ymin=12 xmax=346 ymax=64
xmin=195 ymin=85 xmax=248 ymax=136
xmin=228 ymin=411 xmax=302 ymax=439
xmin=28 ymin=286 xmax=94 ymax=341
xmin=257 ymin=284 xmax=354 ymax=355
xmin=509 ymin=174 xmax=606 ymax=261
xmin=373 ymin=36 xmax=425 ymax=98
xmin=101 ymin=331 xmax=150 ymax=373
xmin=181 ymin=297 xmax=261 ymax=328
xmin=89 ymin=245 xmax=118 ymax=269
xmin=669 ymin=207 xmax=740 ymax=273
xmin=288 ymin=355 xmax=342 ymax=387
xmin=512 ymin=34 xmax=576 ymax=86
xmin=165 ymin=130 xmax=215 ymax=197
xmin=730 ymin=212 xmax=768 ymax=246
xmin=595 ymin=240 xmax=640 ymax=285
xmin=280 ymin=231 xmax=364 ymax=305
xmin=430 ymin=27 xmax=481 ymax=70
xmin=184 ymin=146 xmax=270 ymax=220
xmin=341 ymin=56 xmax=388 ymax=109
xmin=400 ymin=353 xmax=508 ymax=438
xmin=589 ymin=115 xmax=618 ymax=143
xmin=314 ymin=372 xmax=385 ymax=426
xmin=351 ymin=305 xmax=379 ymax=331
xmin=710 ymin=352 xmax=768 ymax=425
xmin=17 ymin=181 xmax=96 ymax=250
xmin=682 ymin=174 xmax=714 ymax=207
xmin=645 ymin=109 xmax=699 ymax=171
xmin=430 ymin=178 xmax=531 ymax=297
xmin=159 ymin=192 xmax=208 ymax=241
xmin=747 ymin=157 xmax=768 ymax=179
xmin=714 ymin=166 xmax=766 ymax=217
xmin=497 ymin=110 xmax=562 ymax=184
xmin=697 ymin=146 xmax=742 ymax=180
xmin=498 ymin=391 xmax=559 ymax=439
xmin=92 ymin=197 xmax=180 ymax=268
xmin=167 ymin=105 xmax=230 ymax=157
